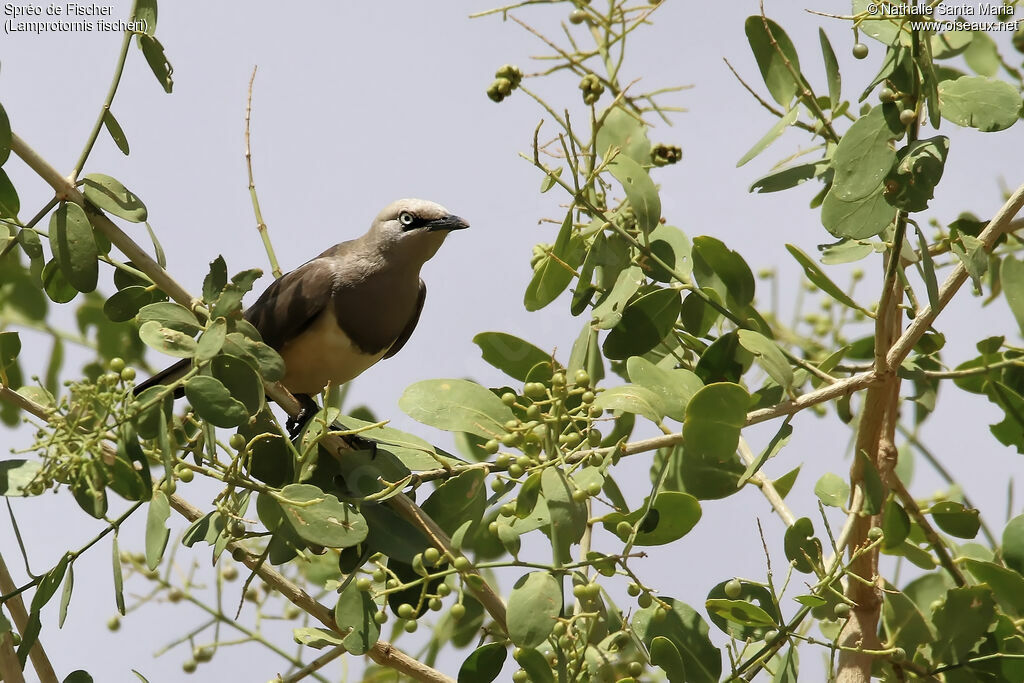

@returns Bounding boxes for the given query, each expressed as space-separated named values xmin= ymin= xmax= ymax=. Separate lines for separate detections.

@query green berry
xmin=108 ymin=357 xmax=125 ymax=372
xmin=852 ymin=42 xmax=869 ymax=59
xmin=891 ymin=647 xmax=906 ymax=662
xmin=552 ymin=372 xmax=566 ymax=386
xmin=424 ymin=547 xmax=441 ymax=565
xmin=453 ymin=557 xmax=471 ymax=572
xmin=572 ymin=584 xmax=587 ymax=598
xmin=221 ymin=565 xmax=238 ymax=581
xmin=501 ymin=392 xmax=517 ymax=406
xmin=356 ymin=577 xmax=372 ymax=591
xmin=508 ymin=464 xmax=524 ymax=478
xmin=107 ymin=615 xmax=121 ymax=631
xmin=581 ymin=390 xmax=595 ymax=404
xmin=899 ymin=108 xmax=917 ymax=125
xmin=627 ymin=583 xmax=641 ymax=597
xmin=229 ymin=519 xmax=246 ymax=537
xmin=175 ymin=466 xmax=194 ymax=483
xmin=569 ymin=9 xmax=587 ymax=24
xmin=615 ymin=521 xmax=632 ymax=538
xmin=120 ymin=367 xmax=136 ymax=381
xmin=724 ymin=578 xmax=743 ymax=598
xmin=182 ymin=659 xmax=197 ymax=674
xmin=525 ymin=382 xmax=546 ymax=399
xmin=834 ymin=602 xmax=851 ymax=619
xmin=229 ymin=433 xmax=247 ymax=450
xmin=637 ymin=592 xmax=653 ymax=608
xmin=374 ymin=610 xmax=388 ymax=624
xmin=879 ymin=87 xmax=896 ymax=102
xmin=628 ymin=661 xmax=644 ymax=677
xmin=193 ymin=646 xmax=214 ymax=663
xmin=483 ymin=439 xmax=500 ymax=455
xmin=372 ymin=569 xmax=386 ymax=582
xmin=450 ymin=603 xmax=466 ymax=620
xmin=397 ymin=603 xmax=416 ymax=619
xmin=404 ymin=619 xmax=418 ymax=633
xmin=585 ymin=482 xmax=602 ymax=497
xmin=512 ymin=670 xmax=529 ymax=683
xmin=867 ymin=526 xmax=883 ymax=542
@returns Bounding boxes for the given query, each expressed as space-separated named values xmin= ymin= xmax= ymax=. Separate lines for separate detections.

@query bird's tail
xmin=132 ymin=358 xmax=190 ymax=398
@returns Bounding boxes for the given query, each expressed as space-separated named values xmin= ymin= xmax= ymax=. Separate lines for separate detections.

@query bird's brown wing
xmin=244 ymin=257 xmax=337 ymax=351
xmin=383 ymin=279 xmax=426 ymax=359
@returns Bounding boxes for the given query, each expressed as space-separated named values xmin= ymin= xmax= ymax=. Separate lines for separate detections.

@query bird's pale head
xmin=367 ymin=198 xmax=469 ymax=264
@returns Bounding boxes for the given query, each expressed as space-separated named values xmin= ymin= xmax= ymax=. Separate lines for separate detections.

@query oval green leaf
xmin=507 ymin=571 xmax=562 ymax=648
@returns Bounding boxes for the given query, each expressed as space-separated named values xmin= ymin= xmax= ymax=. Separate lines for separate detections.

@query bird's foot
xmin=286 ymin=394 xmax=320 ymax=440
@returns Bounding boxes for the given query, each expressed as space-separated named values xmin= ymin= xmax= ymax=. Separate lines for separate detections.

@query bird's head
xmin=367 ymin=198 xmax=469 ymax=264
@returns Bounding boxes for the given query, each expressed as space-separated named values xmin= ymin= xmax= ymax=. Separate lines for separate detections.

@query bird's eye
xmin=398 ymin=211 xmax=416 ymax=227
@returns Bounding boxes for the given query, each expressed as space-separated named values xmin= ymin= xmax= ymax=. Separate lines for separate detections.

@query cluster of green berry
xmin=480 ymin=369 xmax=603 ymax=472
xmin=579 ymin=73 xmax=605 ymax=105
xmin=486 ymin=64 xmax=524 ymax=103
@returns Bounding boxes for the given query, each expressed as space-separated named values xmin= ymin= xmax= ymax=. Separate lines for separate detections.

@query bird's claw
xmin=286 ymin=394 xmax=320 ymax=441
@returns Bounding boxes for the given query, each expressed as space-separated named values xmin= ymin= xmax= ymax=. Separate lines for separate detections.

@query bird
xmin=133 ymin=198 xmax=469 ymax=437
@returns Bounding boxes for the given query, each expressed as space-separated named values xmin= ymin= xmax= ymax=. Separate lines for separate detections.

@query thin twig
xmin=0 ymin=553 xmax=58 ymax=683
xmin=245 ymin=66 xmax=282 ymax=280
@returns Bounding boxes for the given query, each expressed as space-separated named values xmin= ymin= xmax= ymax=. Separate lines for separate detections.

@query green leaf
xmin=102 ymin=110 xmax=130 ymax=156
xmin=596 ymin=105 xmax=651 ymax=163
xmin=813 ymin=472 xmax=849 ymax=508
xmin=692 ymin=236 xmax=755 ymax=309
xmin=516 ymin=472 xmax=542 ymax=519
xmin=745 ymin=15 xmax=802 ymax=106
xmin=421 ymin=469 xmax=487 ymax=537
xmin=786 ymin=244 xmax=868 ymax=313
xmin=737 ymin=107 xmax=799 ymax=167
xmin=221 ymin=332 xmax=285 ymax=383
xmin=542 ymin=467 xmax=587 ymax=564
xmin=963 ymin=31 xmax=1000 ymax=77
xmin=931 ymin=586 xmax=997 ymax=662
xmin=708 ymin=581 xmax=778 ymax=643
xmin=938 ymin=76 xmax=1021 ymax=132
xmin=184 ymin=375 xmax=247 ymax=428
xmin=139 ymin=320 xmax=196 ymax=359
xmin=103 ymin=286 xmax=158 ymax=323
xmin=515 ymin=648 xmax=554 ymax=683
xmin=592 ymin=384 xmax=665 ymax=423
xmin=821 ymin=106 xmax=899 ymax=239
xmin=507 ymin=571 xmax=561 ymax=647
xmin=137 ymin=302 xmax=202 ymax=334
xmin=58 ymin=564 xmax=74 ymax=629
xmin=647 ymin=223 xmax=693 ymax=282
xmin=603 ymin=288 xmax=681 ymax=360
xmin=138 ymin=35 xmax=173 ymax=93
xmin=1001 ymin=254 xmax=1024 ymax=335
xmin=705 ymin=599 xmax=776 ymax=628
xmin=626 ymin=356 xmax=702 ymax=422
xmin=882 ymin=497 xmax=910 ymax=549
xmin=591 ymin=265 xmax=644 ymax=329
xmin=951 ymin=233 xmax=988 ymax=294
xmin=884 ymin=136 xmax=950 ymax=212
xmin=738 ymin=419 xmax=793 ymax=485
xmin=0 ymin=169 xmax=19 ymax=219
xmin=916 ymin=226 xmax=940 ymax=311
xmin=737 ymin=329 xmax=793 ymax=390
xmin=882 ymin=583 xmax=934 ymax=655
xmin=820 ymin=28 xmax=841 ymax=109
xmin=473 ymin=332 xmax=552 ymax=382
xmin=0 ymin=459 xmax=42 ymax=497
xmin=111 ymin=533 xmax=125 ymax=614
xmin=278 ymin=484 xmax=368 ymax=548
xmin=49 ymin=203 xmax=98 ymax=293
xmin=30 ymin=553 xmax=71 ymax=613
xmin=145 ymin=491 xmax=170 ymax=571
xmin=134 ymin=0 xmax=157 ymax=33
xmin=211 ymin=354 xmax=262 ymax=415
xmin=930 ymin=501 xmax=980 ymax=539
xmin=293 ymin=627 xmax=343 ymax=649
xmin=631 ymin=492 xmax=702 ymax=546
xmin=334 ymin=581 xmax=380 ymax=655
xmin=458 ymin=642 xmax=507 ymax=683
xmin=82 ymin=174 xmax=147 ymax=222
xmin=195 ymin=318 xmax=227 ymax=362
xmin=650 ymin=636 xmax=687 ymax=682
xmin=524 ymin=211 xmax=574 ymax=311
xmin=634 ymin=598 xmax=721 ymax=683
xmin=784 ymin=517 xmax=822 ymax=574
xmin=0 ymin=331 xmax=21 ymax=387
xmin=608 ymin=154 xmax=661 ymax=235
xmin=0 ymin=102 xmax=10 ymax=165
xmin=683 ymin=383 xmax=749 ymax=465
xmin=400 ymin=379 xmax=514 ymax=438
xmin=750 ymin=161 xmax=825 ymax=194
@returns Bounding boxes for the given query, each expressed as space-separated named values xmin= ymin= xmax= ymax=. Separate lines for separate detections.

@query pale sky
xmin=2 ymin=2 xmax=1023 ymax=680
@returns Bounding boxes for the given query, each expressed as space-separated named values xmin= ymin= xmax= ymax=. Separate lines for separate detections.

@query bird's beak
xmin=428 ymin=214 xmax=470 ymax=232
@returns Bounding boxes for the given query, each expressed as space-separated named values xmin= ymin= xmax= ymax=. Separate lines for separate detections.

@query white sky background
xmin=1 ymin=1 xmax=1023 ymax=680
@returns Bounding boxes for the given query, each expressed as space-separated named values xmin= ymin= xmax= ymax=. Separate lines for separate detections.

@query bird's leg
xmin=286 ymin=394 xmax=320 ymax=440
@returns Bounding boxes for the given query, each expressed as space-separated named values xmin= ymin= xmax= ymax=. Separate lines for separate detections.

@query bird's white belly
xmin=278 ymin=308 xmax=390 ymax=395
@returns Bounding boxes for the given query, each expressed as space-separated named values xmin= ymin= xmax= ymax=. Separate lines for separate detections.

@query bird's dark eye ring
xmin=399 ymin=211 xmax=416 ymax=227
